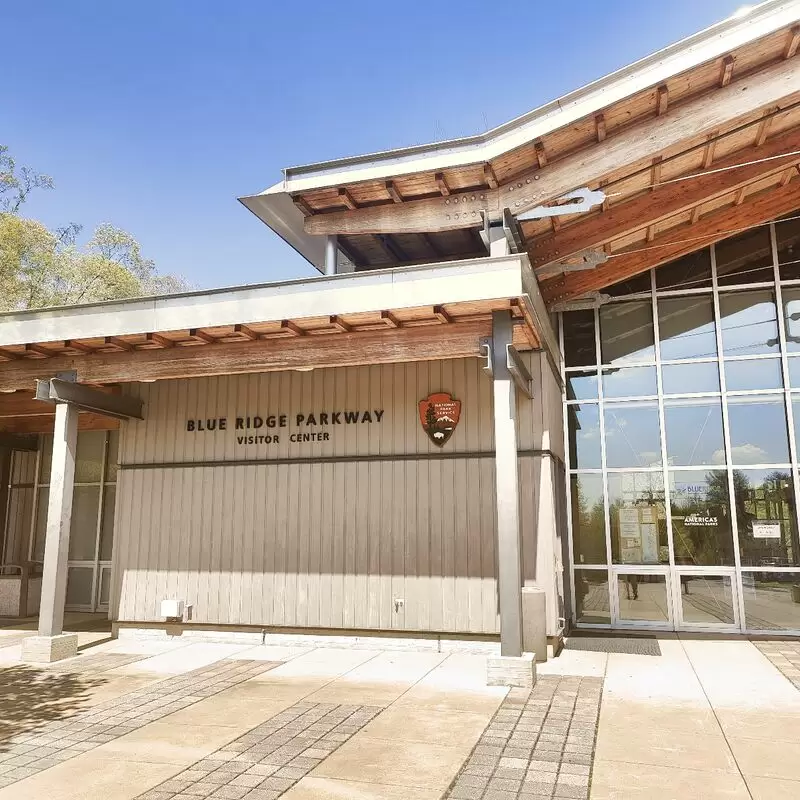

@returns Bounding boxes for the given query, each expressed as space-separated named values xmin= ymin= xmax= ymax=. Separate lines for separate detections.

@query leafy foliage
xmin=0 ymin=146 xmax=188 ymax=310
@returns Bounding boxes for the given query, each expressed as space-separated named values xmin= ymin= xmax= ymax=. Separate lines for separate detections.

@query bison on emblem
xmin=418 ymin=392 xmax=461 ymax=447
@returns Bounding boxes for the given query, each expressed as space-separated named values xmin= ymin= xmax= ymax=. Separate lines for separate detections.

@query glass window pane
xmin=600 ymin=302 xmax=654 ymax=364
xmin=718 ymin=290 xmax=779 ymax=357
xmin=601 ymin=366 xmax=657 ymax=399
xmin=69 ymin=486 xmax=101 ymax=561
xmin=106 ymin=430 xmax=119 ymax=481
xmin=566 ymin=371 xmax=598 ymax=401
xmin=3 ymin=487 xmax=34 ymax=565
xmin=788 ymin=357 xmax=800 ymax=388
xmin=605 ymin=271 xmax=651 ymax=297
xmin=716 ymin=226 xmax=774 ymax=286
xmin=567 ymin=404 xmax=601 ymax=469
xmin=99 ymin=567 xmax=111 ymax=606
xmin=724 ymin=358 xmax=783 ymax=391
xmin=100 ymin=485 xmax=116 ymax=561
xmin=657 ymin=296 xmax=717 ymax=359
xmin=735 ymin=468 xmax=799 ymax=567
xmin=664 ymin=400 xmax=725 ymax=466
xmin=782 ymin=287 xmax=800 ymax=353
xmin=563 ymin=310 xmax=596 ymax=368
xmin=616 ymin=574 xmax=669 ymax=622
xmin=662 ymin=362 xmax=720 ymax=395
xmin=574 ymin=570 xmax=610 ymax=624
xmin=742 ymin=572 xmax=800 ymax=630
xmin=680 ymin=575 xmax=735 ymax=624
xmin=608 ymin=472 xmax=667 ymax=564
xmin=604 ymin=402 xmax=662 ymax=469
xmin=669 ymin=470 xmax=734 ymax=566
xmin=570 ymin=475 xmax=607 ymax=565
xmin=39 ymin=436 xmax=53 ymax=483
xmin=34 ymin=488 xmax=49 ymax=561
xmin=777 ymin=215 xmax=800 ymax=281
xmin=65 ymin=566 xmax=94 ymax=608
xmin=727 ymin=396 xmax=789 ymax=464
xmin=75 ymin=431 xmax=106 ymax=483
xmin=656 ymin=249 xmax=712 ymax=290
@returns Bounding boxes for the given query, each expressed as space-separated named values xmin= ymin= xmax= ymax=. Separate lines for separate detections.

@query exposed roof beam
xmin=145 ymin=332 xmax=174 ymax=348
xmin=595 ymin=113 xmax=606 ymax=143
xmin=189 ymin=328 xmax=217 ymax=344
xmin=385 ymin=180 xmax=403 ymax=203
xmin=0 ymin=413 xmax=119 ymax=434
xmin=541 ymin=178 xmax=800 ymax=304
xmin=25 ymin=344 xmax=52 ymax=358
xmin=328 ymin=314 xmax=351 ymax=333
xmin=105 ymin=336 xmax=134 ymax=352
xmin=375 ymin=234 xmax=408 ymax=262
xmin=0 ymin=348 xmax=22 ymax=362
xmin=433 ymin=305 xmax=452 ymax=324
xmin=720 ymin=55 xmax=735 ymax=87
xmin=234 ymin=323 xmax=260 ymax=340
xmin=338 ymin=188 xmax=359 ymax=210
xmin=64 ymin=339 xmax=94 ymax=354
xmin=0 ymin=322 xmax=492 ymax=391
xmin=754 ymin=107 xmax=776 ymax=146
xmin=534 ymin=141 xmax=548 ymax=168
xmin=421 ymin=233 xmax=443 ymax=257
xmin=702 ymin=132 xmax=718 ymax=168
xmin=303 ymin=57 xmax=800 ymax=236
xmin=435 ymin=172 xmax=450 ymax=196
xmin=380 ymin=310 xmax=401 ymax=328
xmin=293 ymin=196 xmax=315 ymax=216
xmin=280 ymin=319 xmax=305 ymax=336
xmin=528 ymin=126 xmax=800 ymax=268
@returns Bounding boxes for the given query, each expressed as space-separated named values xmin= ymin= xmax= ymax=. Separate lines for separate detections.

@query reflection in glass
xmin=567 ymin=404 xmax=601 ymax=469
xmin=664 ymin=400 xmax=724 ymax=467
xmin=600 ymin=302 xmax=655 ymax=364
xmin=605 ymin=271 xmax=652 ymax=297
xmin=788 ymin=357 xmax=800 ymax=388
xmin=66 ymin=567 xmax=94 ymax=607
xmin=616 ymin=574 xmax=669 ymax=622
xmin=715 ymin=226 xmax=774 ymax=286
xmin=742 ymin=572 xmax=800 ymax=630
xmin=718 ymin=290 xmax=779 ymax=357
xmin=563 ymin=310 xmax=596 ymax=368
xmin=99 ymin=568 xmax=112 ymax=606
xmin=608 ymin=472 xmax=667 ymax=564
xmin=566 ymin=371 xmax=598 ymax=401
xmin=658 ymin=296 xmax=717 ymax=360
xmin=570 ymin=475 xmax=607 ymax=565
xmin=106 ymin=429 xmax=119 ymax=481
xmin=656 ymin=249 xmax=712 ymax=290
xmin=777 ymin=215 xmax=800 ymax=281
xmin=575 ymin=570 xmax=610 ymax=624
xmin=727 ymin=396 xmax=789 ymax=464
xmin=604 ymin=402 xmax=662 ymax=469
xmin=100 ymin=485 xmax=116 ymax=561
xmin=34 ymin=488 xmax=49 ymax=561
xmin=724 ymin=358 xmax=783 ymax=391
xmin=782 ymin=287 xmax=800 ymax=353
xmin=68 ymin=486 xmax=101 ymax=561
xmin=601 ymin=366 xmax=657 ymax=398
xmin=734 ymin=468 xmax=799 ymax=567
xmin=680 ymin=575 xmax=735 ymax=624
xmin=669 ymin=470 xmax=734 ymax=566
xmin=661 ymin=362 xmax=720 ymax=395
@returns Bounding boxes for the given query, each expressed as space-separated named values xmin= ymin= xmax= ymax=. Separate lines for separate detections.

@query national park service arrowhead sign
xmin=419 ymin=392 xmax=461 ymax=447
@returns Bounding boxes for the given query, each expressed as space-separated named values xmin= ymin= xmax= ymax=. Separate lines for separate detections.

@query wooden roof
xmin=273 ymin=11 xmax=800 ymax=303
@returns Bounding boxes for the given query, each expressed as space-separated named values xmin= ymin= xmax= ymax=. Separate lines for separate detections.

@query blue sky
xmin=3 ymin=0 xmax=746 ymax=289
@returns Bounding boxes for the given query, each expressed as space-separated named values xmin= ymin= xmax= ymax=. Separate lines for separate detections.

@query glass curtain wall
xmin=561 ymin=212 xmax=800 ymax=633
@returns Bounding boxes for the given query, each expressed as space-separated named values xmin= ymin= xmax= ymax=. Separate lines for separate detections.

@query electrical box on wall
xmin=160 ymin=599 xmax=184 ymax=620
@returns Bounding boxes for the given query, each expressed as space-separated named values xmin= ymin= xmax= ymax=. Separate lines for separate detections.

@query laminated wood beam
xmin=303 ymin=58 xmax=800 ymax=236
xmin=720 ymin=55 xmax=735 ymax=87
xmin=483 ymin=163 xmax=499 ymax=189
xmin=435 ymin=172 xmax=450 ymax=196
xmin=105 ymin=336 xmax=134 ymax=351
xmin=328 ymin=315 xmax=351 ymax=333
xmin=656 ymin=84 xmax=669 ymax=116
xmin=0 ymin=412 xmax=119 ymax=434
xmin=338 ymin=188 xmax=359 ymax=210
xmin=64 ymin=340 xmax=94 ymax=354
xmin=595 ymin=113 xmax=606 ymax=142
xmin=146 ymin=332 xmax=174 ymax=348
xmin=25 ymin=344 xmax=52 ymax=358
xmin=528 ymin=126 xmax=800 ymax=268
xmin=385 ymin=181 xmax=403 ymax=203
xmin=0 ymin=321 xmax=492 ymax=391
xmin=785 ymin=25 xmax=800 ymax=59
xmin=541 ymin=178 xmax=800 ymax=305
xmin=234 ymin=323 xmax=260 ymax=340
xmin=189 ymin=329 xmax=217 ymax=344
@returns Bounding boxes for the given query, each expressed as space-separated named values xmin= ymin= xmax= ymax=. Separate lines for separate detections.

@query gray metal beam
xmin=35 ymin=378 xmax=143 ymax=420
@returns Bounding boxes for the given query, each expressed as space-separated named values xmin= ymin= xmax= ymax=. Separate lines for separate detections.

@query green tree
xmin=0 ymin=145 xmax=188 ymax=310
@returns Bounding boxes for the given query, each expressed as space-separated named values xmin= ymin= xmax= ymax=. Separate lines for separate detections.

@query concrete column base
xmin=487 ymin=652 xmax=536 ymax=688
xmin=21 ymin=633 xmax=79 ymax=663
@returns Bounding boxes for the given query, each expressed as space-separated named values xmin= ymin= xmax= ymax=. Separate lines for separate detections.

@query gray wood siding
xmin=112 ymin=355 xmax=561 ymax=634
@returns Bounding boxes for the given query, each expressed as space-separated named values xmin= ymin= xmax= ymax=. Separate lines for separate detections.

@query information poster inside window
xmin=618 ymin=506 xmax=660 ymax=564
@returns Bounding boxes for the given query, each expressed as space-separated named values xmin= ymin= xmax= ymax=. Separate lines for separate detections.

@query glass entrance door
xmin=612 ymin=568 xmax=673 ymax=628
xmin=673 ymin=570 xmax=739 ymax=629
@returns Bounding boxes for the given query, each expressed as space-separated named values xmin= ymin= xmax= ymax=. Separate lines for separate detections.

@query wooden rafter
xmin=375 ymin=233 xmax=407 ymax=262
xmin=380 ymin=310 xmax=401 ymax=328
xmin=702 ymin=132 xmax=718 ymax=168
xmin=146 ymin=332 xmax=174 ymax=349
xmin=328 ymin=315 xmax=351 ymax=333
xmin=385 ymin=181 xmax=403 ymax=203
xmin=338 ymin=188 xmax=359 ymax=210
xmin=0 ymin=348 xmax=22 ymax=362
xmin=754 ymin=108 xmax=776 ymax=146
xmin=293 ymin=196 xmax=314 ymax=217
xmin=534 ymin=141 xmax=548 ymax=168
xmin=433 ymin=305 xmax=452 ymax=324
xmin=189 ymin=328 xmax=217 ymax=344
xmin=25 ymin=344 xmax=51 ymax=358
xmin=719 ymin=55 xmax=735 ymax=87
xmin=595 ymin=113 xmax=606 ymax=143
xmin=280 ymin=319 xmax=305 ymax=336
xmin=527 ymin=126 xmax=800 ymax=268
xmin=234 ymin=323 xmax=259 ymax=340
xmin=780 ymin=165 xmax=798 ymax=186
xmin=64 ymin=339 xmax=94 ymax=354
xmin=303 ymin=57 xmax=799 ymax=237
xmin=421 ymin=233 xmax=442 ymax=257
xmin=483 ymin=163 xmax=498 ymax=189
xmin=105 ymin=336 xmax=134 ymax=352
xmin=541 ymin=178 xmax=800 ymax=304
xmin=656 ymin=84 xmax=669 ymax=116
xmin=435 ymin=172 xmax=450 ymax=197
xmin=785 ymin=25 xmax=800 ymax=59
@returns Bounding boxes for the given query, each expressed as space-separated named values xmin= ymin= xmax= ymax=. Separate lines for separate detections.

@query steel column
xmin=324 ymin=235 xmax=339 ymax=275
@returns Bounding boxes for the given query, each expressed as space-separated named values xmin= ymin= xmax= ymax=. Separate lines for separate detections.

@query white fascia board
xmin=0 ymin=255 xmax=530 ymax=347
xmin=272 ymin=0 xmax=799 ymax=194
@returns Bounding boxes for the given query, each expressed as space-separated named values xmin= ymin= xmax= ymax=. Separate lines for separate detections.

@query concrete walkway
xmin=1 ymin=625 xmax=800 ymax=799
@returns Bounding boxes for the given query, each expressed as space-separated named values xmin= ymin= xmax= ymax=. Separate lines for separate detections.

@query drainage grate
xmin=565 ymin=636 xmax=662 ymax=656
